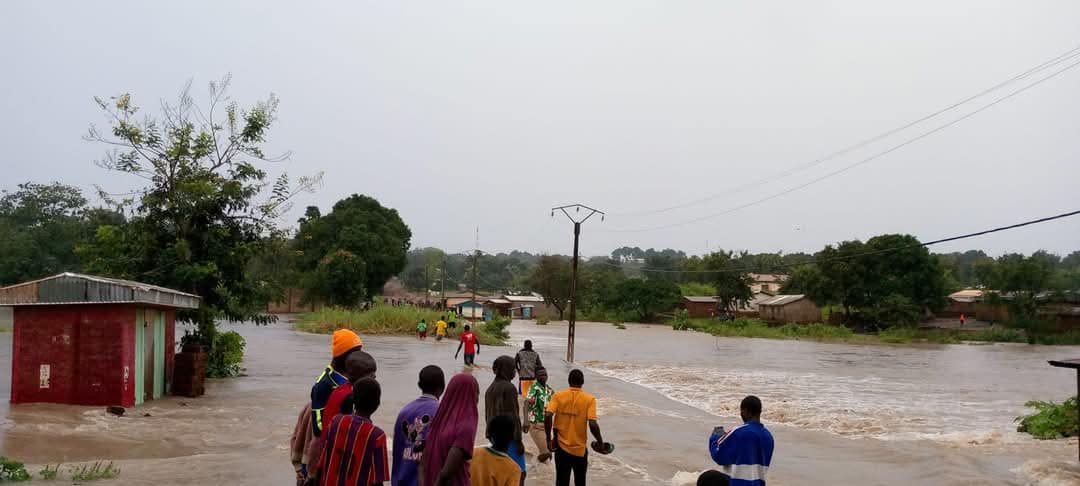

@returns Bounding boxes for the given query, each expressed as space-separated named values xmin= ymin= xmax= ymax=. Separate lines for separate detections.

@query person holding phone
xmin=699 ymin=396 xmax=774 ymax=486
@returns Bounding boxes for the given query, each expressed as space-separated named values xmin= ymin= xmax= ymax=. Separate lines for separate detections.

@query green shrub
xmin=535 ymin=317 xmax=549 ymax=326
xmin=1017 ymin=396 xmax=1079 ymax=439
xmin=671 ymin=309 xmax=690 ymax=331
xmin=0 ymin=457 xmax=31 ymax=482
xmin=473 ymin=316 xmax=511 ymax=345
xmin=206 ymin=331 xmax=246 ymax=378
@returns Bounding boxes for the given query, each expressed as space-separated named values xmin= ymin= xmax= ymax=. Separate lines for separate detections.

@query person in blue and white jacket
xmin=699 ymin=395 xmax=774 ymax=486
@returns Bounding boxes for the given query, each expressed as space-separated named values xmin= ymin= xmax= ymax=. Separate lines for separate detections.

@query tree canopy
xmin=81 ymin=77 xmax=318 ymax=344
xmin=526 ymin=255 xmax=572 ymax=319
xmin=295 ymin=195 xmax=412 ymax=305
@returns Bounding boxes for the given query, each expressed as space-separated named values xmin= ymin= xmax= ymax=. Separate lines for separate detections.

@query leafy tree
xmin=526 ymin=255 xmax=572 ymax=319
xmin=0 ymin=182 xmax=98 ymax=285
xmin=613 ymin=278 xmax=682 ymax=322
xmin=801 ymin=234 xmax=945 ymax=328
xmin=295 ymin=195 xmax=411 ymax=304
xmin=306 ymin=249 xmax=369 ymax=306
xmin=83 ymin=76 xmax=318 ymax=357
xmin=704 ymin=250 xmax=753 ymax=313
xmin=578 ymin=260 xmax=626 ymax=313
xmin=781 ymin=264 xmax=825 ymax=297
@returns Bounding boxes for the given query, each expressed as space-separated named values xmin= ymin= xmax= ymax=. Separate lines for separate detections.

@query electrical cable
xmin=609 ymin=44 xmax=1080 ymax=218
xmin=600 ymin=57 xmax=1080 ymax=233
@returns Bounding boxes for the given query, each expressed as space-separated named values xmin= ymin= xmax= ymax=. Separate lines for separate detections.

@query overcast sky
xmin=2 ymin=1 xmax=1078 ymax=258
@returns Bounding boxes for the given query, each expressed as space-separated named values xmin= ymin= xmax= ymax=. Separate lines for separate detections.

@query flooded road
xmin=2 ymin=319 xmax=1079 ymax=485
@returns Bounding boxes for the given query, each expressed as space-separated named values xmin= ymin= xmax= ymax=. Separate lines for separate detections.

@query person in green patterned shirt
xmin=522 ymin=367 xmax=555 ymax=463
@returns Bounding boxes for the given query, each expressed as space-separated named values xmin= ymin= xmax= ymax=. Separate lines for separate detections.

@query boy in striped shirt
xmin=319 ymin=378 xmax=390 ymax=486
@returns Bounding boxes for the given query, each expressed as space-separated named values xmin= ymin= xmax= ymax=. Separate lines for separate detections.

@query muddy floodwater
xmin=2 ymin=319 xmax=1079 ymax=485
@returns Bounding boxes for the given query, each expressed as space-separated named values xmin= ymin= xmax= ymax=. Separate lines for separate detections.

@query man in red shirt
xmin=319 ymin=378 xmax=390 ymax=486
xmin=454 ymin=324 xmax=480 ymax=368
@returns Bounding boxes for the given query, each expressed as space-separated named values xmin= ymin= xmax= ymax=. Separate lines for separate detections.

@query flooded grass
xmin=675 ymin=318 xmax=1080 ymax=345
xmin=294 ymin=305 xmax=509 ymax=345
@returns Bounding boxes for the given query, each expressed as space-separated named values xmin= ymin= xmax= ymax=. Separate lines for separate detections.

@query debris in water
xmin=106 ymin=406 xmax=125 ymax=417
xmin=143 ymin=413 xmax=152 ymax=417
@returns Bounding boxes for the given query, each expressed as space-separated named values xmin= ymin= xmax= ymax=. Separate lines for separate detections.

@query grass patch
xmin=70 ymin=461 xmax=119 ymax=482
xmin=674 ymin=314 xmax=1080 ymax=346
xmin=674 ymin=317 xmax=858 ymax=341
xmin=0 ymin=325 xmax=9 ymax=332
xmin=1017 ymin=396 xmax=1078 ymax=439
xmin=38 ymin=464 xmax=60 ymax=480
xmin=296 ymin=305 xmax=509 ymax=345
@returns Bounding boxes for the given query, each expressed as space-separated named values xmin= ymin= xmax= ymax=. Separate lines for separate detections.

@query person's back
xmin=471 ymin=416 xmax=520 ymax=486
xmin=703 ymin=396 xmax=774 ymax=486
xmin=708 ymin=422 xmax=773 ymax=485
xmin=319 ymin=378 xmax=389 ymax=486
xmin=392 ymin=366 xmax=444 ymax=486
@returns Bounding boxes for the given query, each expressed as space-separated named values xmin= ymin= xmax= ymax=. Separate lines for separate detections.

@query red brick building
xmin=0 ymin=273 xmax=199 ymax=407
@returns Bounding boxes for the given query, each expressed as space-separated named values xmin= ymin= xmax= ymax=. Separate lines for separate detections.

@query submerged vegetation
xmin=1017 ymin=396 xmax=1079 ymax=439
xmin=670 ymin=316 xmax=1080 ymax=345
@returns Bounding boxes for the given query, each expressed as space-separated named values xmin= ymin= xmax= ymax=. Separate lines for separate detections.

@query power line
xmin=601 ymin=56 xmax=1080 ymax=233
xmin=594 ymin=208 xmax=1080 ymax=275
xmin=609 ymin=43 xmax=1080 ymax=218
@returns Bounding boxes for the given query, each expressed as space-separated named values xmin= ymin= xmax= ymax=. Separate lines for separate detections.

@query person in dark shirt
xmin=485 ymin=356 xmax=525 ymax=484
xmin=514 ymin=340 xmax=542 ymax=397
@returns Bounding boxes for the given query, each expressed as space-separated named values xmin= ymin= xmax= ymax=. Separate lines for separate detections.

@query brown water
xmin=2 ymin=319 xmax=1079 ymax=485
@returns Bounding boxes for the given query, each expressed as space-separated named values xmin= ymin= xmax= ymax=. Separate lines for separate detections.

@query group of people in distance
xmin=290 ymin=328 xmax=774 ymax=486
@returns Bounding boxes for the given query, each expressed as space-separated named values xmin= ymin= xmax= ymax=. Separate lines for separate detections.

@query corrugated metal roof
xmin=486 ymin=298 xmax=511 ymax=305
xmin=759 ymin=294 xmax=806 ymax=306
xmin=503 ymin=295 xmax=544 ymax=302
xmin=749 ymin=273 xmax=788 ymax=283
xmin=683 ymin=296 xmax=718 ymax=303
xmin=0 ymin=273 xmax=200 ymax=309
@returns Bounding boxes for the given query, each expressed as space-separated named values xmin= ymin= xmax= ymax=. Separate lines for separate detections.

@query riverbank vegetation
xmin=671 ymin=312 xmax=1080 ymax=345
xmin=295 ymin=305 xmax=510 ymax=345
xmin=1017 ymin=396 xmax=1079 ymax=439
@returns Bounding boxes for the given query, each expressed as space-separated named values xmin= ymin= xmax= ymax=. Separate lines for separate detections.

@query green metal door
xmin=134 ymin=309 xmax=145 ymax=405
xmin=153 ymin=310 xmax=165 ymax=399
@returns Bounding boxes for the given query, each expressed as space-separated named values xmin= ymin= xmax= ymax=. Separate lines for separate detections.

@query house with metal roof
xmin=758 ymin=294 xmax=821 ymax=323
xmin=1 ymin=273 xmax=200 ymax=407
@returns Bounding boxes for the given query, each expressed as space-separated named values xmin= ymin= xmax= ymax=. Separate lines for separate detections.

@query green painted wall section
xmin=134 ymin=309 xmax=145 ymax=405
xmin=153 ymin=310 xmax=165 ymax=399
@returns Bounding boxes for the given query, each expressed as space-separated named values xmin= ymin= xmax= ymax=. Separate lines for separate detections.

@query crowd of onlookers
xmin=290 ymin=329 xmax=773 ymax=486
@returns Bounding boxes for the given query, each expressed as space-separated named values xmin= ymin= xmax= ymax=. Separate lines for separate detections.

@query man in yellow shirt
xmin=435 ymin=317 xmax=448 ymax=341
xmin=545 ymin=369 xmax=609 ymax=486
xmin=471 ymin=415 xmax=521 ymax=486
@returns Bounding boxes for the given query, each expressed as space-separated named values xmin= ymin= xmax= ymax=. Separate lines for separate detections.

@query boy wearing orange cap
xmin=311 ymin=329 xmax=363 ymax=438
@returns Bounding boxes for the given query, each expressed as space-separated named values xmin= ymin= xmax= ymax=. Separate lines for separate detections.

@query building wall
xmin=268 ymin=288 xmax=322 ymax=314
xmin=12 ymin=305 xmax=136 ymax=406
xmin=684 ymin=301 xmax=716 ymax=318
xmin=761 ymin=299 xmax=821 ymax=323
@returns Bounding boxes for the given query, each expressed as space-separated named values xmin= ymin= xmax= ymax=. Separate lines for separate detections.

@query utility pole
xmin=551 ymin=204 xmax=604 ymax=362
xmin=471 ymin=250 xmax=479 ymax=303
xmin=440 ymin=256 xmax=447 ymax=305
